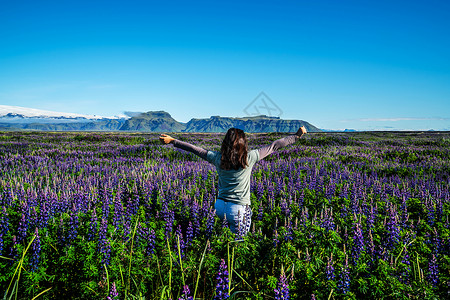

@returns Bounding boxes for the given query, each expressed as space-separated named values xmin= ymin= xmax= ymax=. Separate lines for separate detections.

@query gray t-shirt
xmin=172 ymin=134 xmax=299 ymax=206
xmin=206 ymin=150 xmax=260 ymax=205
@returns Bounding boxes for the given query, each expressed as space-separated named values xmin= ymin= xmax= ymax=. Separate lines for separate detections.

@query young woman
xmin=159 ymin=126 xmax=307 ymax=235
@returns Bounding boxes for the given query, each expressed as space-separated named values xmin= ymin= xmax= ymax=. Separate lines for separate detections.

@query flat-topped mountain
xmin=183 ymin=115 xmax=320 ymax=133
xmin=120 ymin=111 xmax=186 ymax=132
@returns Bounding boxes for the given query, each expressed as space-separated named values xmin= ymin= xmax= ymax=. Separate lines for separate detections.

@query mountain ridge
xmin=0 ymin=105 xmax=321 ymax=132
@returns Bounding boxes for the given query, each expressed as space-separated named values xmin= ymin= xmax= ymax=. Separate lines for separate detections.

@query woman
xmin=159 ymin=126 xmax=307 ymax=235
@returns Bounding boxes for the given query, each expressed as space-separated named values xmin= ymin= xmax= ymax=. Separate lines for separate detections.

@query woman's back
xmin=206 ymin=149 xmax=260 ymax=206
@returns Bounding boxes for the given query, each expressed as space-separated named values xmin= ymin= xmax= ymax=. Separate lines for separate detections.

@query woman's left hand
xmin=159 ymin=134 xmax=175 ymax=144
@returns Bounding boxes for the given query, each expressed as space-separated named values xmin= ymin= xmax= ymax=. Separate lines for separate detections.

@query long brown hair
xmin=220 ymin=128 xmax=248 ymax=170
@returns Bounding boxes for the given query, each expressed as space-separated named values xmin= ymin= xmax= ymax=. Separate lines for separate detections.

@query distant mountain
xmin=120 ymin=111 xmax=186 ymax=132
xmin=0 ymin=105 xmax=128 ymax=131
xmin=0 ymin=105 xmax=124 ymax=120
xmin=183 ymin=115 xmax=320 ymax=133
xmin=0 ymin=105 xmax=321 ymax=132
xmin=0 ymin=119 xmax=125 ymax=131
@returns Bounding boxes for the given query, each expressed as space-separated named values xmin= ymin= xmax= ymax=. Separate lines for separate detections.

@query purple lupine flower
xmin=122 ymin=220 xmax=131 ymax=243
xmin=57 ymin=217 xmax=66 ymax=247
xmin=213 ymin=259 xmax=229 ymax=300
xmin=427 ymin=254 xmax=439 ymax=287
xmin=0 ymin=207 xmax=9 ymax=255
xmin=322 ymin=208 xmax=335 ymax=232
xmin=274 ymin=268 xmax=289 ymax=300
xmin=67 ymin=210 xmax=79 ymax=245
xmin=385 ymin=205 xmax=400 ymax=251
xmin=107 ymin=282 xmax=119 ymax=300
xmin=326 ymin=254 xmax=335 ymax=281
xmin=101 ymin=188 xmax=111 ymax=220
xmin=186 ymin=222 xmax=194 ymax=248
xmin=205 ymin=207 xmax=215 ymax=238
xmin=367 ymin=230 xmax=375 ymax=262
xmin=351 ymin=218 xmax=365 ymax=265
xmin=366 ymin=206 xmax=376 ymax=232
xmin=337 ymin=255 xmax=350 ymax=294
xmin=284 ymin=218 xmax=293 ymax=242
xmin=178 ymin=284 xmax=193 ymax=300
xmin=87 ymin=209 xmax=98 ymax=241
xmin=300 ymin=207 xmax=308 ymax=228
xmin=113 ymin=198 xmax=123 ymax=230
xmin=162 ymin=200 xmax=175 ymax=238
xmin=280 ymin=197 xmax=290 ymax=217
xmin=98 ymin=218 xmax=111 ymax=266
xmin=273 ymin=229 xmax=279 ymax=247
xmin=273 ymin=218 xmax=279 ymax=247
xmin=400 ymin=194 xmax=409 ymax=230
xmin=399 ymin=248 xmax=410 ymax=285
xmin=191 ymin=201 xmax=201 ymax=238
xmin=175 ymin=224 xmax=185 ymax=257
xmin=38 ymin=202 xmax=49 ymax=229
xmin=311 ymin=294 xmax=316 ymax=300
xmin=146 ymin=228 xmax=156 ymax=256
xmin=339 ymin=183 xmax=348 ymax=199
xmin=257 ymin=205 xmax=263 ymax=221
xmin=426 ymin=198 xmax=435 ymax=226
xmin=30 ymin=207 xmax=38 ymax=231
xmin=30 ymin=228 xmax=41 ymax=272
xmin=431 ymin=228 xmax=442 ymax=256
xmin=17 ymin=213 xmax=28 ymax=244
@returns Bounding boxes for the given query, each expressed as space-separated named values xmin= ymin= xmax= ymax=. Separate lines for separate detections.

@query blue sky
xmin=1 ymin=0 xmax=449 ymax=131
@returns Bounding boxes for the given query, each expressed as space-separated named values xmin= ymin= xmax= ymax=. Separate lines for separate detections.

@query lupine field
xmin=0 ymin=131 xmax=449 ymax=299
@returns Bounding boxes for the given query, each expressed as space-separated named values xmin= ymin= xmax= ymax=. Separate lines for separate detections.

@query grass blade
xmin=193 ymin=240 xmax=209 ymax=299
xmin=31 ymin=287 xmax=52 ymax=300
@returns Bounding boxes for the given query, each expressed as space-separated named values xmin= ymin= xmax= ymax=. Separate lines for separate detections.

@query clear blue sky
xmin=1 ymin=0 xmax=449 ymax=130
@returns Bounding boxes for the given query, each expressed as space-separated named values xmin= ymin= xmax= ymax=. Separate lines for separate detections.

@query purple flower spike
xmin=274 ymin=268 xmax=289 ymax=300
xmin=214 ymin=259 xmax=229 ymax=299
xmin=351 ymin=218 xmax=365 ymax=265
xmin=30 ymin=228 xmax=41 ymax=272
xmin=107 ymin=282 xmax=119 ymax=300
xmin=326 ymin=254 xmax=335 ymax=281
xmin=0 ymin=207 xmax=9 ymax=255
xmin=337 ymin=255 xmax=350 ymax=294
xmin=178 ymin=285 xmax=193 ymax=300
xmin=428 ymin=254 xmax=439 ymax=287
xmin=98 ymin=218 xmax=111 ymax=266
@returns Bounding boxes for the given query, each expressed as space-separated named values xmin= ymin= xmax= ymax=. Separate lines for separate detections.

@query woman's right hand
xmin=159 ymin=134 xmax=175 ymax=144
xmin=296 ymin=126 xmax=307 ymax=137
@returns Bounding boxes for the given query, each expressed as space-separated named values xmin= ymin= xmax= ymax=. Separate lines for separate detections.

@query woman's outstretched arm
xmin=257 ymin=126 xmax=307 ymax=160
xmin=159 ymin=134 xmax=208 ymax=160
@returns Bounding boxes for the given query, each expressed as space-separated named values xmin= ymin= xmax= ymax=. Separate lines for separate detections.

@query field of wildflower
xmin=0 ymin=131 xmax=449 ymax=299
